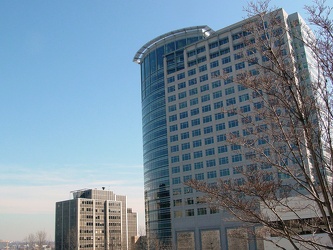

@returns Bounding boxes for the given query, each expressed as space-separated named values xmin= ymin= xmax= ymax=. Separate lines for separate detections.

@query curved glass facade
xmin=134 ymin=27 xmax=208 ymax=242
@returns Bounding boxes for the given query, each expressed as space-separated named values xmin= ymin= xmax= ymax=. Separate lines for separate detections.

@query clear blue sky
xmin=0 ymin=0 xmax=316 ymax=242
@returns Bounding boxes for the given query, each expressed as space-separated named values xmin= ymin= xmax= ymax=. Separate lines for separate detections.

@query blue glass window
xmin=188 ymin=78 xmax=197 ymax=86
xmin=197 ymin=56 xmax=206 ymax=63
xmin=200 ymin=84 xmax=209 ymax=92
xmin=223 ymin=66 xmax=232 ymax=73
xmin=202 ymin=105 xmax=211 ymax=113
xmin=203 ymin=115 xmax=212 ymax=123
xmin=177 ymin=72 xmax=185 ymax=80
xmin=199 ymin=64 xmax=207 ymax=72
xmin=206 ymin=159 xmax=216 ymax=167
xmin=167 ymin=76 xmax=175 ymax=83
xmin=209 ymin=41 xmax=218 ymax=49
xmin=217 ymin=134 xmax=226 ymax=142
xmin=195 ymin=173 xmax=204 ymax=180
xmin=204 ymin=137 xmax=214 ymax=145
xmin=218 ymin=145 xmax=228 ymax=153
xmin=169 ymin=104 xmax=177 ymax=112
xmin=178 ymin=82 xmax=186 ymax=89
xmin=191 ymin=118 xmax=200 ymax=126
xmin=171 ymin=156 xmax=180 ymax=163
xmin=220 ymin=47 xmax=230 ymax=55
xmin=180 ymin=111 xmax=188 ymax=119
xmin=178 ymin=91 xmax=187 ymax=99
xmin=219 ymin=37 xmax=229 ymax=45
xmin=179 ymin=101 xmax=187 ymax=109
xmin=228 ymin=119 xmax=239 ymax=128
xmin=226 ymin=97 xmax=236 ymax=106
xmin=172 ymin=166 xmax=180 ymax=174
xmin=172 ymin=177 xmax=181 ymax=184
xmin=216 ymin=123 xmax=226 ymax=131
xmin=235 ymin=62 xmax=245 ymax=70
xmin=210 ymin=60 xmax=219 ymax=68
xmin=204 ymin=126 xmax=213 ymax=134
xmin=171 ymin=145 xmax=179 ymax=152
xmin=232 ymin=154 xmax=243 ymax=162
xmin=168 ymin=95 xmax=176 ymax=102
xmin=225 ymin=87 xmax=235 ymax=95
xmin=191 ymin=108 xmax=199 ymax=116
xmin=182 ymin=142 xmax=190 ymax=150
xmin=189 ymin=88 xmax=198 ymax=96
xmin=168 ymin=86 xmax=175 ymax=93
xmin=193 ymin=139 xmax=202 ymax=148
xmin=222 ymin=56 xmax=231 ymax=64
xmin=170 ymin=135 xmax=178 ymax=142
xmin=212 ymin=80 xmax=221 ymax=88
xmin=210 ymin=51 xmax=219 ymax=59
xmin=215 ymin=113 xmax=224 ymax=120
xmin=233 ymin=43 xmax=244 ymax=50
xmin=169 ymin=114 xmax=177 ymax=122
xmin=199 ymin=74 xmax=208 ymax=83
xmin=192 ymin=129 xmax=201 ymax=137
xmin=240 ymin=105 xmax=251 ymax=113
xmin=190 ymin=98 xmax=198 ymax=106
xmin=239 ymin=93 xmax=249 ymax=102
xmin=205 ymin=148 xmax=215 ymax=156
xmin=188 ymin=68 xmax=196 ymax=76
xmin=197 ymin=46 xmax=206 ymax=54
xmin=213 ymin=90 xmax=222 ymax=99
xmin=219 ymin=157 xmax=229 ymax=165
xmin=183 ymin=164 xmax=192 ymax=172
xmin=211 ymin=70 xmax=220 ymax=78
xmin=231 ymin=144 xmax=241 ymax=151
xmin=214 ymin=101 xmax=223 ymax=109
xmin=207 ymin=171 xmax=217 ymax=179
xmin=194 ymin=162 xmax=203 ymax=169
xmin=238 ymin=84 xmax=247 ymax=91
xmin=220 ymin=168 xmax=230 ymax=176
xmin=234 ymin=52 xmax=243 ymax=60
xmin=181 ymin=132 xmax=190 ymax=140
xmin=201 ymin=94 xmax=210 ymax=102
xmin=183 ymin=175 xmax=192 ymax=182
xmin=169 ymin=124 xmax=178 ymax=132
xmin=182 ymin=153 xmax=191 ymax=161
xmin=194 ymin=151 xmax=203 ymax=159
xmin=180 ymin=121 xmax=189 ymax=129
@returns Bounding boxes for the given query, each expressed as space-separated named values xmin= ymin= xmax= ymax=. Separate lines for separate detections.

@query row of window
xmin=169 ymin=118 xmax=241 ymax=134
xmin=167 ymin=84 xmax=251 ymax=105
xmin=171 ymin=142 xmax=242 ymax=153
xmin=174 ymin=207 xmax=219 ymax=218
xmin=171 ymin=152 xmax=242 ymax=164
xmin=171 ymin=166 xmax=244 ymax=185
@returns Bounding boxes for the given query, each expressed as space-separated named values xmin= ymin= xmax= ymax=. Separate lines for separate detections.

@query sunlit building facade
xmin=55 ymin=188 xmax=138 ymax=250
xmin=134 ymin=10 xmax=315 ymax=249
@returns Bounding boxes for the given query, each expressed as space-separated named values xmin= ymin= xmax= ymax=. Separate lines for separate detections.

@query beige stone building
xmin=55 ymin=188 xmax=138 ymax=250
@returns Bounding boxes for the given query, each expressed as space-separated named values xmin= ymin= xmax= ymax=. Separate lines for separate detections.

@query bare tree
xmin=188 ymin=1 xmax=333 ymax=249
xmin=26 ymin=233 xmax=36 ymax=250
xmin=35 ymin=230 xmax=47 ymax=250
xmin=146 ymin=234 xmax=172 ymax=250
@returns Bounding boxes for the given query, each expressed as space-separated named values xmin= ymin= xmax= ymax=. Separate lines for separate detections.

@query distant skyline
xmin=0 ymin=0 xmax=316 ymax=241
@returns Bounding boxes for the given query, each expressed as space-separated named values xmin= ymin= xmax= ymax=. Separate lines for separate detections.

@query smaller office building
xmin=55 ymin=188 xmax=138 ymax=250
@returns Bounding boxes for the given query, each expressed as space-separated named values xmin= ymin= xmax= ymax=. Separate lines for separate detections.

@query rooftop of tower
xmin=133 ymin=25 xmax=213 ymax=64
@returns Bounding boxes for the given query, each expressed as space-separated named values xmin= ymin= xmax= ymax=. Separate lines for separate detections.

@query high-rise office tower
xmin=134 ymin=9 xmax=317 ymax=249
xmin=55 ymin=188 xmax=138 ymax=250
